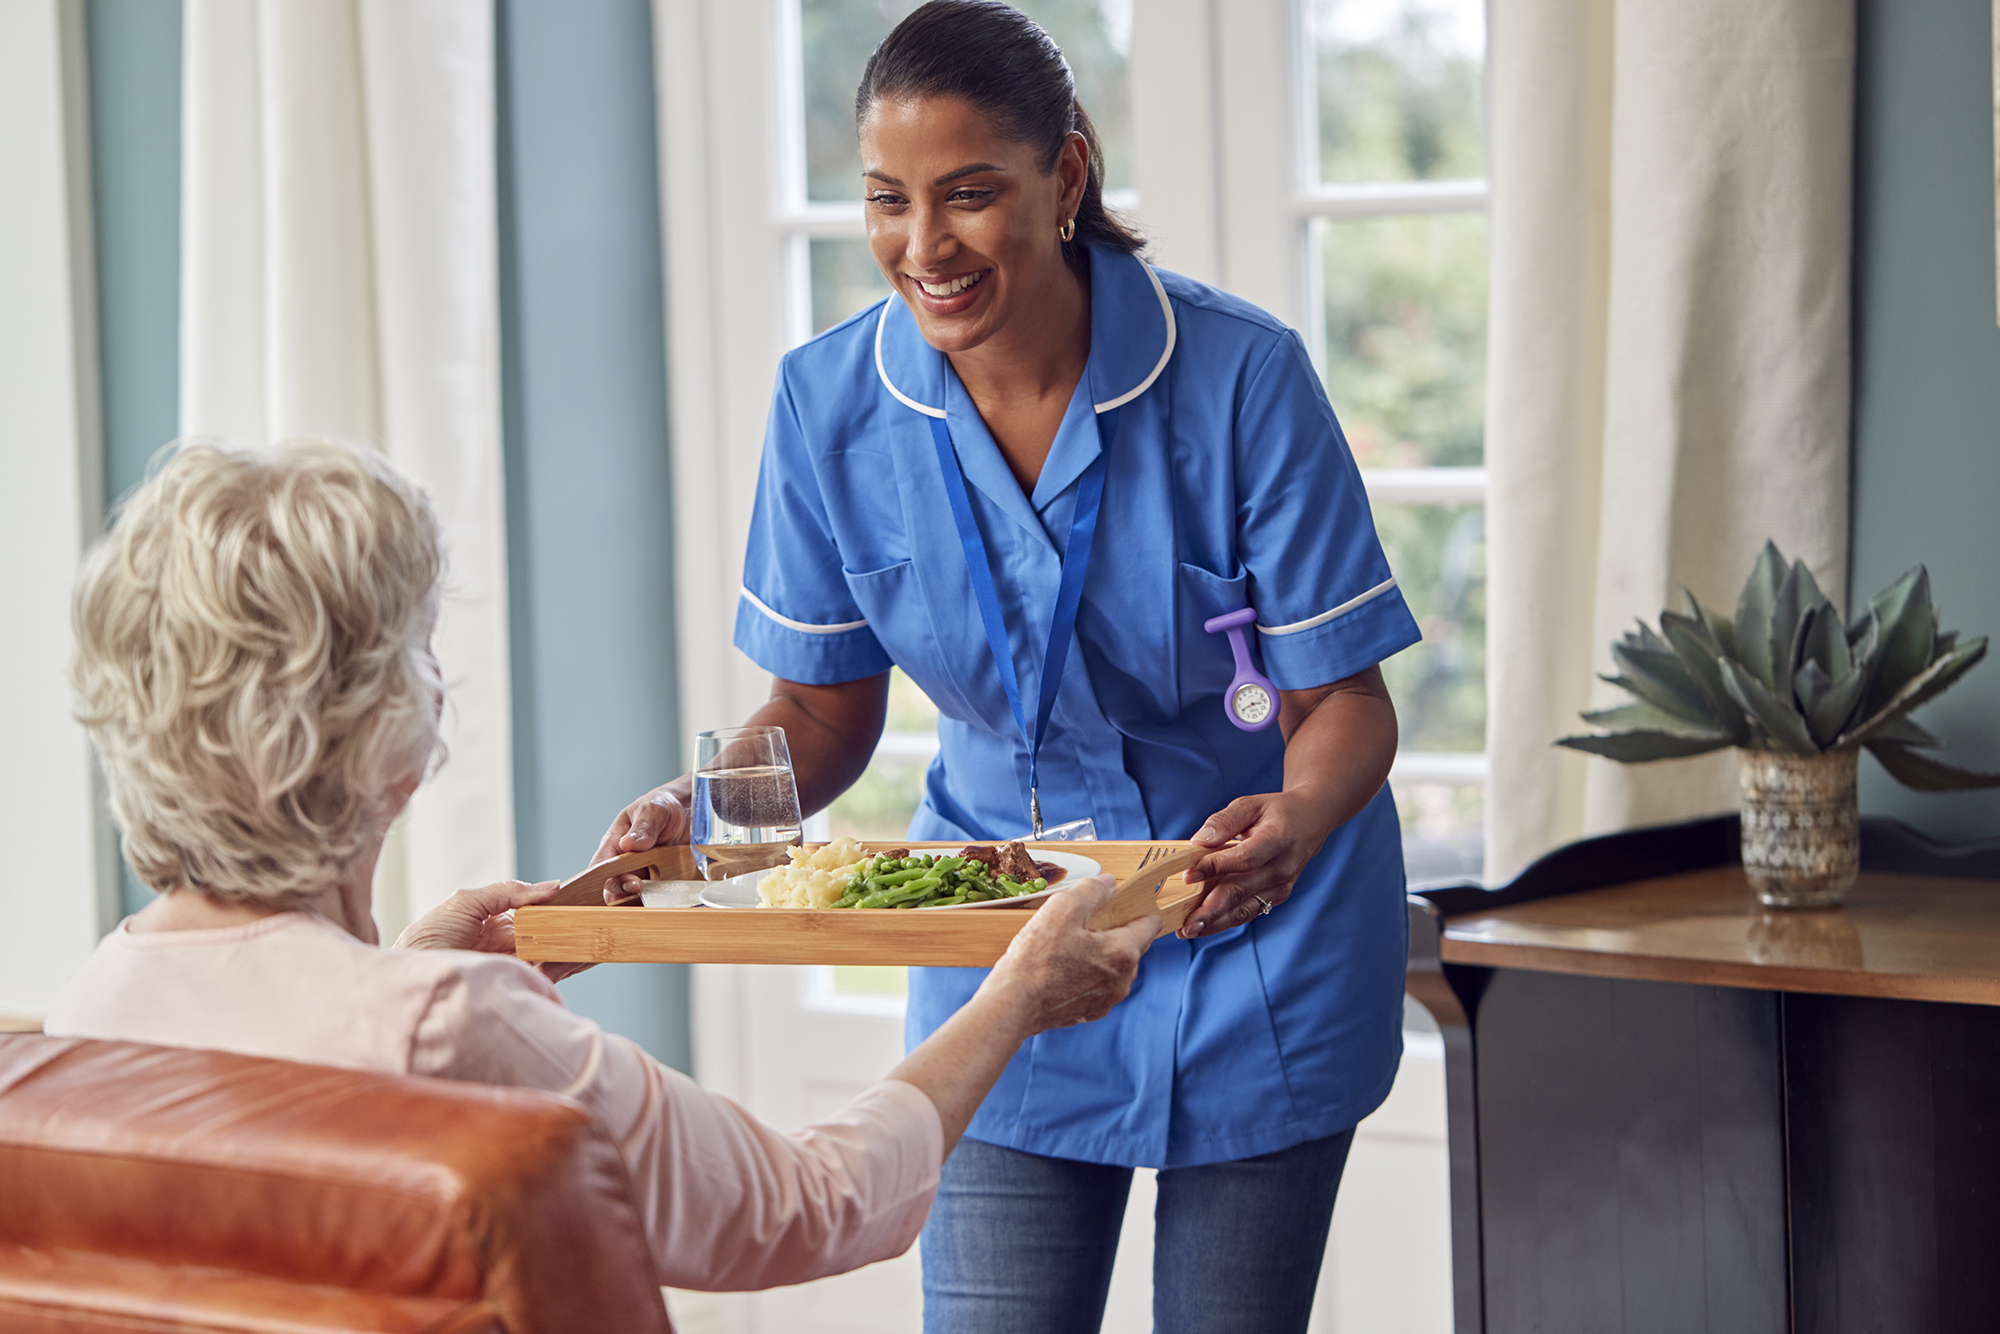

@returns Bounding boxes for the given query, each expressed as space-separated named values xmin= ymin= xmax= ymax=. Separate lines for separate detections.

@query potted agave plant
xmin=1559 ymin=542 xmax=1998 ymax=908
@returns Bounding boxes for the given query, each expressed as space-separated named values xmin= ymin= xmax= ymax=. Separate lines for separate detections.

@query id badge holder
xmin=1203 ymin=608 xmax=1280 ymax=732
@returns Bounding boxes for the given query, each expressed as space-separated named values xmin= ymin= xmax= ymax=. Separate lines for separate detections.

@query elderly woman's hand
xmin=981 ymin=875 xmax=1157 ymax=1034
xmin=887 ymin=874 xmax=1157 ymax=1151
xmin=394 ymin=879 xmax=592 ymax=982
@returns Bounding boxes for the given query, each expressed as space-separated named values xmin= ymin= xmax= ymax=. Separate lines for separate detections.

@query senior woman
xmin=44 ymin=437 xmax=1155 ymax=1294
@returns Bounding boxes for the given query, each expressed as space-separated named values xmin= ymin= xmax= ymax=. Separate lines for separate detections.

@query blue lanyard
xmin=928 ymin=406 xmax=1119 ymax=837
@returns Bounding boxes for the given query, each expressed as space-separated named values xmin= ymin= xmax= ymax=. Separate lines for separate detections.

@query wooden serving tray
xmin=513 ymin=841 xmax=1207 ymax=968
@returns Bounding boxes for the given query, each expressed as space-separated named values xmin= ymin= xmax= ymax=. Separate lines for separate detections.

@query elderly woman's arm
xmin=399 ymin=876 xmax=1153 ymax=1289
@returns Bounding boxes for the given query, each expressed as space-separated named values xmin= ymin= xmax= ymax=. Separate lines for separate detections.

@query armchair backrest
xmin=0 ymin=1033 xmax=671 ymax=1333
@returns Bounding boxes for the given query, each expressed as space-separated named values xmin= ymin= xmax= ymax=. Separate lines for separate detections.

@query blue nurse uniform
xmin=734 ymin=242 xmax=1422 ymax=1170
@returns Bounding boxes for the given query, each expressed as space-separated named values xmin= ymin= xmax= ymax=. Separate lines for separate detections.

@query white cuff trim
xmin=1257 ymin=577 xmax=1398 ymax=636
xmin=741 ymin=587 xmax=869 ymax=635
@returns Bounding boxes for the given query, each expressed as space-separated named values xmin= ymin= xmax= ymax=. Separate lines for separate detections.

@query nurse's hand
xmin=592 ymin=782 xmax=692 ymax=902
xmin=1178 ymin=792 xmax=1332 ymax=938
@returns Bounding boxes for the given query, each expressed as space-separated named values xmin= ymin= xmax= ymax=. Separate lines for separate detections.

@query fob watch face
xmin=1231 ymin=682 xmax=1273 ymax=725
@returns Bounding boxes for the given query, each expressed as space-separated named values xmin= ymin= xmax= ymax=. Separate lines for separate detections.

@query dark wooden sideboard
xmin=1406 ymin=816 xmax=2000 ymax=1334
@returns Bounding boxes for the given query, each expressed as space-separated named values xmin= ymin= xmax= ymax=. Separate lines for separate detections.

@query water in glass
xmin=691 ymin=727 xmax=803 ymax=881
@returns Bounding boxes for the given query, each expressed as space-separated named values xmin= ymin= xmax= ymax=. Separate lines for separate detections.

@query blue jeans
xmin=919 ymin=1130 xmax=1356 ymax=1334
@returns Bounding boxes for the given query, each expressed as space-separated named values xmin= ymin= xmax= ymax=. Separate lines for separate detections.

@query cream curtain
xmin=1484 ymin=0 xmax=1857 ymax=882
xmin=179 ymin=0 xmax=514 ymax=931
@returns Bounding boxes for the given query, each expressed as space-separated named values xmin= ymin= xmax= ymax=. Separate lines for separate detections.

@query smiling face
xmin=859 ymin=95 xmax=1088 ymax=357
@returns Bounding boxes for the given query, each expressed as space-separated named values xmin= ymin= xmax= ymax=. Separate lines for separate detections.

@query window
xmin=1303 ymin=0 xmax=1488 ymax=882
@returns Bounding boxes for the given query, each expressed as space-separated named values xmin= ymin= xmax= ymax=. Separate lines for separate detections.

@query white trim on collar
xmin=874 ymin=303 xmax=946 ymax=418
xmin=873 ymin=259 xmax=1178 ymax=418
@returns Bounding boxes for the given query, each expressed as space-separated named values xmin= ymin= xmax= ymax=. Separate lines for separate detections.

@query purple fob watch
xmin=1203 ymin=608 xmax=1280 ymax=732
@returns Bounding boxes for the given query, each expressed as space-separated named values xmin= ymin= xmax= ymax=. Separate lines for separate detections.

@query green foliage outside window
xmin=801 ymin=0 xmax=1133 ymax=204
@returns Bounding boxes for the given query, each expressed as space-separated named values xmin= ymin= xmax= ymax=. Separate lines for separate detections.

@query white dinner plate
xmin=696 ymin=848 xmax=1103 ymax=911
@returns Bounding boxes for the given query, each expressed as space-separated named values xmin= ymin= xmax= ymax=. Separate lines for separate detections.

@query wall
xmin=1850 ymin=0 xmax=2000 ymax=839
xmin=85 ymin=0 xmax=181 ymax=918
xmin=497 ymin=0 xmax=689 ymax=1068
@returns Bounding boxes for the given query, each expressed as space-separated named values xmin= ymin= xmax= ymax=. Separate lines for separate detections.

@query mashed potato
xmin=756 ymin=835 xmax=870 ymax=908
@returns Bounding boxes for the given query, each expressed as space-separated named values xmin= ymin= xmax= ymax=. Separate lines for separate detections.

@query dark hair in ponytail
xmin=856 ymin=0 xmax=1146 ymax=264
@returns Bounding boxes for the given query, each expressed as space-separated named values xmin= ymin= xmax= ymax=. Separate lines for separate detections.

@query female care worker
xmin=596 ymin=3 xmax=1421 ymax=1330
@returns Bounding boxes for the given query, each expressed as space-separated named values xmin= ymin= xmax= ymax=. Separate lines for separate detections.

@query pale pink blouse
xmin=44 ymin=912 xmax=943 ymax=1291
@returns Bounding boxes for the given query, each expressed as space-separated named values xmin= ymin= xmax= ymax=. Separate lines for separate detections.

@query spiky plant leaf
xmin=1794 ymin=659 xmax=1833 ymax=717
xmin=1807 ymin=661 xmax=1869 ymax=750
xmin=1557 ymin=730 xmax=1736 ymax=762
xmin=1630 ymin=620 xmax=1671 ymax=657
xmin=1871 ymin=715 xmax=1941 ymax=748
xmin=1799 ymin=602 xmax=1852 ymax=681
xmin=1657 ymin=613 xmax=1752 ymax=743
xmin=1937 ymin=630 xmax=1960 ymax=656
xmin=1769 ymin=561 xmax=1826 ymax=690
xmin=1720 ymin=657 xmax=1821 ymax=753
xmin=1581 ymin=701 xmax=1735 ymax=738
xmin=1735 ymin=541 xmax=1786 ymax=689
xmin=1608 ymin=642 xmax=1723 ymax=725
xmin=1837 ymin=637 xmax=1989 ymax=748
xmin=1861 ymin=568 xmax=1935 ymax=714
xmin=1865 ymin=741 xmax=2000 ymax=791
xmin=1682 ymin=588 xmax=1737 ymax=660
xmin=1858 ymin=565 xmax=1921 ymax=629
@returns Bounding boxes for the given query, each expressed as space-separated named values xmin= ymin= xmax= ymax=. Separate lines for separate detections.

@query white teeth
xmin=917 ymin=272 xmax=982 ymax=297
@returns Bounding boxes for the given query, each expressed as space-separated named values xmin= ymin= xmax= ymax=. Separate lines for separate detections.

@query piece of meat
xmin=960 ymin=844 xmax=1002 ymax=870
xmin=995 ymin=841 xmax=1041 ymax=881
xmin=876 ymin=848 xmax=908 ymax=861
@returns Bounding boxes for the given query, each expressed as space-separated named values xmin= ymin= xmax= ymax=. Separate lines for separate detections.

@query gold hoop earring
xmin=1059 ymin=218 xmax=1076 ymax=243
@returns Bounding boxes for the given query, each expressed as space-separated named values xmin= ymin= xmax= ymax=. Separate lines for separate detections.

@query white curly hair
xmin=71 ymin=438 xmax=446 ymax=905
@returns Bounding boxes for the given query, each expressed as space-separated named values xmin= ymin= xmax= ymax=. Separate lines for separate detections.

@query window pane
xmin=800 ymin=0 xmax=1133 ymax=202
xmin=1393 ymin=778 xmax=1483 ymax=883
xmin=1373 ymin=502 xmax=1484 ymax=752
xmin=827 ymin=668 xmax=939 ymax=840
xmin=1314 ymin=212 xmax=1487 ymax=468
xmin=831 ymin=965 xmax=909 ymax=999
xmin=811 ymin=238 xmax=892 ymax=334
xmin=1307 ymin=0 xmax=1485 ymax=184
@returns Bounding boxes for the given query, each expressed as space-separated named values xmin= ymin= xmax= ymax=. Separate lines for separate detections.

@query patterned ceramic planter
xmin=1738 ymin=748 xmax=1860 ymax=909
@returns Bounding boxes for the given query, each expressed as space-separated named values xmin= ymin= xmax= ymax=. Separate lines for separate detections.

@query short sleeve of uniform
xmin=1234 ymin=329 xmax=1422 ymax=689
xmin=733 ymin=367 xmax=895 ymax=683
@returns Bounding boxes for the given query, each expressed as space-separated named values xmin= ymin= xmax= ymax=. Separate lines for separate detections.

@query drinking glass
xmin=690 ymin=726 xmax=803 ymax=881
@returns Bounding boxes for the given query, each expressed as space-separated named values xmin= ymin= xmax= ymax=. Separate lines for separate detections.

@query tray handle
xmin=1092 ymin=844 xmax=1210 ymax=936
xmin=551 ymin=846 xmax=701 ymax=907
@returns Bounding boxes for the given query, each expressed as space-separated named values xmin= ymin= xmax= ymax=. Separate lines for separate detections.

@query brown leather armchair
xmin=0 ymin=1033 xmax=672 ymax=1333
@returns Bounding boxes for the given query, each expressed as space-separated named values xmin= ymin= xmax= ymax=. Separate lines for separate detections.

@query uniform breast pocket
xmin=1177 ymin=561 xmax=1253 ymax=709
xmin=842 ymin=559 xmax=980 ymax=721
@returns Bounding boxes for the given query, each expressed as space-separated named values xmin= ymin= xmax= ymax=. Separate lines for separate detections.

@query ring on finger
xmin=1251 ymin=893 xmax=1274 ymax=916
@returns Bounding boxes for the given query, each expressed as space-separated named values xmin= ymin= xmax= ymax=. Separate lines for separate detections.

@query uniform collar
xmin=874 ymin=245 xmax=1176 ymax=535
xmin=872 ymin=244 xmax=1177 ymax=424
